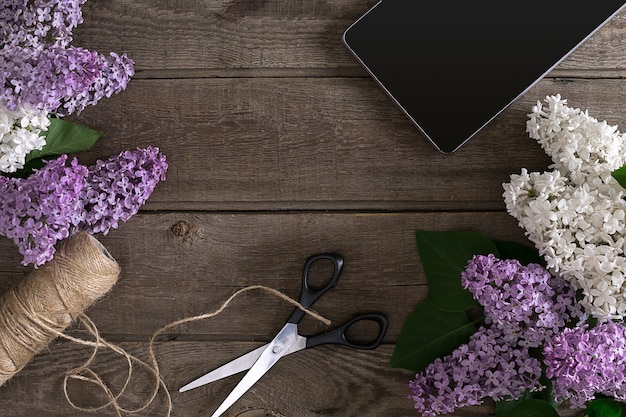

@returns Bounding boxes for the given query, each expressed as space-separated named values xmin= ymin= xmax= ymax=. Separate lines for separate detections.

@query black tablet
xmin=343 ymin=1 xmax=626 ymax=153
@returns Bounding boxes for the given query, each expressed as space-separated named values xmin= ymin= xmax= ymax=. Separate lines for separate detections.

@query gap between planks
xmin=132 ymin=67 xmax=626 ymax=80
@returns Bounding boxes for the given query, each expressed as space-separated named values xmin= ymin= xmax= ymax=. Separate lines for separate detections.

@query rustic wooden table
xmin=0 ymin=1 xmax=623 ymax=416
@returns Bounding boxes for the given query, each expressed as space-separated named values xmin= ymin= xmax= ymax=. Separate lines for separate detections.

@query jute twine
xmin=0 ymin=231 xmax=120 ymax=386
xmin=0 ymin=234 xmax=330 ymax=416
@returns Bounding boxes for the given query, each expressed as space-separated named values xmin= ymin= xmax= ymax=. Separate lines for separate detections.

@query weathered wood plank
xmin=0 ymin=339 xmax=584 ymax=417
xmin=68 ymin=77 xmax=625 ymax=211
xmin=0 ymin=342 xmax=465 ymax=417
xmin=71 ymin=0 xmax=626 ymax=74
xmin=0 ymin=211 xmax=527 ymax=339
xmin=72 ymin=0 xmax=374 ymax=72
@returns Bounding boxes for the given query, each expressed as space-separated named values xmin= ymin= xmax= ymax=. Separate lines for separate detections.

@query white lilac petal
xmin=0 ymin=102 xmax=48 ymax=173
xmin=503 ymin=95 xmax=626 ymax=320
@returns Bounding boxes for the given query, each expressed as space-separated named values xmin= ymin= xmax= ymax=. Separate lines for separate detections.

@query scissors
xmin=179 ymin=253 xmax=389 ymax=417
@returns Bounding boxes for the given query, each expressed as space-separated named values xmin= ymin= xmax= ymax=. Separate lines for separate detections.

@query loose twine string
xmin=0 ymin=232 xmax=331 ymax=416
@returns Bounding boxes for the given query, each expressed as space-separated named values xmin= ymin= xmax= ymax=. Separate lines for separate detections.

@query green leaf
xmin=496 ymin=397 xmax=524 ymax=415
xmin=496 ymin=382 xmax=556 ymax=415
xmin=612 ymin=165 xmax=626 ymax=190
xmin=491 ymin=240 xmax=543 ymax=266
xmin=25 ymin=118 xmax=103 ymax=162
xmin=586 ymin=398 xmax=626 ymax=417
xmin=415 ymin=230 xmax=500 ymax=312
xmin=390 ymin=299 xmax=479 ymax=372
xmin=496 ymin=399 xmax=559 ymax=417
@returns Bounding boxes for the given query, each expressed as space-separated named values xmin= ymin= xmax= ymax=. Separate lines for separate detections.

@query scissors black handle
xmin=305 ymin=313 xmax=389 ymax=350
xmin=287 ymin=253 xmax=344 ymax=324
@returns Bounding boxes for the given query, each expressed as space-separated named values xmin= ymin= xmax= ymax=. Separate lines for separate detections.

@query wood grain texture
xmin=0 ymin=341 xmax=451 ymax=417
xmin=0 ymin=340 xmax=585 ymax=417
xmin=1 ymin=211 xmax=526 ymax=339
xmin=67 ymin=76 xmax=626 ymax=212
xmin=1 ymin=0 xmax=622 ymax=415
xmin=70 ymin=0 xmax=626 ymax=73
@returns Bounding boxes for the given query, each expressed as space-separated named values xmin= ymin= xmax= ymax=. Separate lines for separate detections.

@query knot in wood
xmin=170 ymin=220 xmax=193 ymax=240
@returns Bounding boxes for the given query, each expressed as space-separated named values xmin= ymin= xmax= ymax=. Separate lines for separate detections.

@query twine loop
xmin=64 ymin=285 xmax=331 ymax=416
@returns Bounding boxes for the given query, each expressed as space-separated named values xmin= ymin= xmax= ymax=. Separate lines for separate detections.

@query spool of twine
xmin=0 ymin=231 xmax=120 ymax=386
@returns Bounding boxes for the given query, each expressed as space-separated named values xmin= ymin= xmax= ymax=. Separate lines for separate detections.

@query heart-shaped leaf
xmin=390 ymin=299 xmax=479 ymax=372
xmin=491 ymin=239 xmax=543 ymax=266
xmin=586 ymin=398 xmax=626 ymax=417
xmin=496 ymin=399 xmax=559 ymax=417
xmin=496 ymin=379 xmax=557 ymax=415
xmin=26 ymin=118 xmax=103 ymax=162
xmin=416 ymin=230 xmax=499 ymax=312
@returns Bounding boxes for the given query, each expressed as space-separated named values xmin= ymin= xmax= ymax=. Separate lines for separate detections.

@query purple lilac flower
xmin=0 ymin=44 xmax=134 ymax=116
xmin=0 ymin=0 xmax=134 ymax=115
xmin=0 ymin=154 xmax=86 ymax=266
xmin=0 ymin=0 xmax=85 ymax=48
xmin=0 ymin=148 xmax=167 ymax=266
xmin=461 ymin=254 xmax=586 ymax=347
xmin=408 ymin=327 xmax=543 ymax=417
xmin=408 ymin=254 xmax=588 ymax=415
xmin=544 ymin=322 xmax=626 ymax=408
xmin=79 ymin=147 xmax=168 ymax=235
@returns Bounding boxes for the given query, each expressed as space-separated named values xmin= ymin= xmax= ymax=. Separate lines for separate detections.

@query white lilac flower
xmin=0 ymin=103 xmax=49 ymax=173
xmin=503 ymin=95 xmax=626 ymax=320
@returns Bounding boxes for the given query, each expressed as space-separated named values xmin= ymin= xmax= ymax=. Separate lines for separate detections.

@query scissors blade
xmin=179 ymin=335 xmax=307 ymax=392
xmin=209 ymin=323 xmax=301 ymax=417
xmin=179 ymin=345 xmax=266 ymax=392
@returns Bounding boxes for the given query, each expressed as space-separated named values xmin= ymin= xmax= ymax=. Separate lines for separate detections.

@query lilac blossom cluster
xmin=503 ymin=95 xmax=626 ymax=320
xmin=544 ymin=321 xmax=626 ymax=408
xmin=1 ymin=44 xmax=134 ymax=116
xmin=462 ymin=254 xmax=587 ymax=347
xmin=0 ymin=154 xmax=86 ymax=266
xmin=408 ymin=327 xmax=543 ymax=417
xmin=1 ymin=0 xmax=85 ymax=48
xmin=0 ymin=147 xmax=167 ymax=266
xmin=79 ymin=146 xmax=168 ymax=234
xmin=0 ymin=0 xmax=134 ymax=116
xmin=408 ymin=254 xmax=586 ymax=416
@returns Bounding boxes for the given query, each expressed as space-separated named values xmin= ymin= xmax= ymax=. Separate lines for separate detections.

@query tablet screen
xmin=343 ymin=1 xmax=625 ymax=153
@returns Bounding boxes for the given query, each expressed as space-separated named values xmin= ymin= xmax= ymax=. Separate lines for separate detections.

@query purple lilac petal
xmin=461 ymin=254 xmax=586 ymax=347
xmin=408 ymin=326 xmax=543 ymax=417
xmin=0 ymin=0 xmax=85 ymax=48
xmin=0 ymin=154 xmax=86 ymax=266
xmin=544 ymin=322 xmax=626 ymax=408
xmin=0 ymin=44 xmax=134 ymax=115
xmin=408 ymin=254 xmax=587 ymax=416
xmin=79 ymin=147 xmax=168 ymax=235
xmin=0 ymin=0 xmax=135 ymax=115
xmin=0 ymin=148 xmax=167 ymax=267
